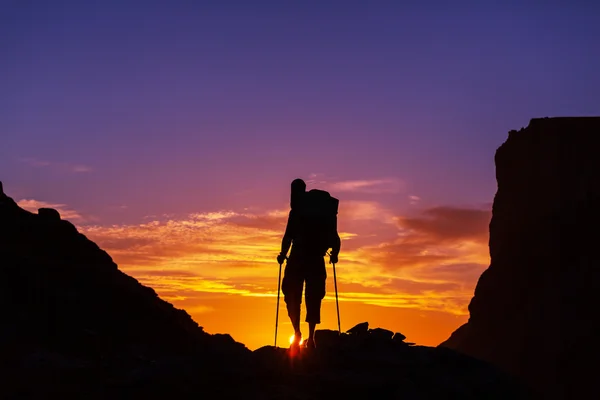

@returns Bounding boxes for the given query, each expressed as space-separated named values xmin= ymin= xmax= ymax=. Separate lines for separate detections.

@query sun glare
xmin=289 ymin=334 xmax=303 ymax=346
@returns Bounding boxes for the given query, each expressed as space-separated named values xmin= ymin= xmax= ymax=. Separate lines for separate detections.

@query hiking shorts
xmin=282 ymin=253 xmax=327 ymax=324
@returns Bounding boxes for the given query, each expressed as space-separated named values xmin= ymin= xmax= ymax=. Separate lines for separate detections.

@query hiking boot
xmin=304 ymin=337 xmax=316 ymax=350
xmin=290 ymin=332 xmax=302 ymax=348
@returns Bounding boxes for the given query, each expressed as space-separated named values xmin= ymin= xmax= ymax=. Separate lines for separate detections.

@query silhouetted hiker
xmin=277 ymin=178 xmax=341 ymax=349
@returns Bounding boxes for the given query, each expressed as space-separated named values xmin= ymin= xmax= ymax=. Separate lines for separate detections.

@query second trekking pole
xmin=274 ymin=261 xmax=283 ymax=347
xmin=332 ymin=262 xmax=341 ymax=334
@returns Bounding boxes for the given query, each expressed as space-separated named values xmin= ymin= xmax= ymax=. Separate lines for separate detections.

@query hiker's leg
xmin=305 ymin=257 xmax=326 ymax=346
xmin=308 ymin=322 xmax=317 ymax=343
xmin=282 ymin=262 xmax=303 ymax=336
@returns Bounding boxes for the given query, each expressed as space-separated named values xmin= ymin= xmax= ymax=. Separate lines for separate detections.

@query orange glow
xmin=73 ymin=201 xmax=491 ymax=351
xmin=289 ymin=334 xmax=304 ymax=346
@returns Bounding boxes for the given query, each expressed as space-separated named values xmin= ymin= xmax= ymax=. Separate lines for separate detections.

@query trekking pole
xmin=332 ymin=261 xmax=341 ymax=334
xmin=274 ymin=261 xmax=283 ymax=347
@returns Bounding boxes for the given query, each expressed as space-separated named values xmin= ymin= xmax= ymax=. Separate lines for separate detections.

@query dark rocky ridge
xmin=440 ymin=117 xmax=600 ymax=399
xmin=0 ymin=182 xmax=529 ymax=399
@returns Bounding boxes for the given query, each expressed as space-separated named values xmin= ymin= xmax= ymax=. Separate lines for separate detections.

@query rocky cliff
xmin=0 ymin=182 xmax=249 ymax=396
xmin=440 ymin=117 xmax=600 ymax=399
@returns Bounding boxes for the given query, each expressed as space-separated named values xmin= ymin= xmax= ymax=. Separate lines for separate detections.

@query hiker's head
xmin=290 ymin=178 xmax=306 ymax=208
xmin=291 ymin=179 xmax=306 ymax=193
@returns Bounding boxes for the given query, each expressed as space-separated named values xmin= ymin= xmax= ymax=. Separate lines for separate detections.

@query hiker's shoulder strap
xmin=284 ymin=209 xmax=299 ymax=238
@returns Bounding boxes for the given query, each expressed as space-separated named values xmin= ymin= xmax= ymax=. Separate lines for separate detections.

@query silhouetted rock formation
xmin=253 ymin=322 xmax=527 ymax=399
xmin=0 ymin=185 xmax=248 ymax=396
xmin=440 ymin=117 xmax=600 ymax=399
xmin=315 ymin=322 xmax=413 ymax=349
xmin=0 ymin=183 xmax=530 ymax=399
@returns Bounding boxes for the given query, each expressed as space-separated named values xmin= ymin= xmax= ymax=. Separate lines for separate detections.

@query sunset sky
xmin=2 ymin=1 xmax=599 ymax=350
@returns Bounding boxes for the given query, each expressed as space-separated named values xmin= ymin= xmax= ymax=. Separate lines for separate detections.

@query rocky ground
xmin=3 ymin=324 xmax=531 ymax=399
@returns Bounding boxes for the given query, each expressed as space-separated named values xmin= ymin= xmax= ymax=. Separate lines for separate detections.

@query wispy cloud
xmin=76 ymin=201 xmax=491 ymax=317
xmin=339 ymin=200 xmax=396 ymax=224
xmin=351 ymin=206 xmax=492 ymax=289
xmin=17 ymin=199 xmax=84 ymax=221
xmin=306 ymin=172 xmax=328 ymax=186
xmin=19 ymin=157 xmax=93 ymax=173
xmin=397 ymin=206 xmax=490 ymax=243
xmin=304 ymin=174 xmax=404 ymax=195
xmin=326 ymin=177 xmax=404 ymax=194
xmin=71 ymin=165 xmax=93 ymax=173
xmin=408 ymin=195 xmax=421 ymax=205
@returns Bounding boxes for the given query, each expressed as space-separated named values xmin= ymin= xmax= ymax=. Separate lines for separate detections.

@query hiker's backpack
xmin=293 ymin=189 xmax=339 ymax=255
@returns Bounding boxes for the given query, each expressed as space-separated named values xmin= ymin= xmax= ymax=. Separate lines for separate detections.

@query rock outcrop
xmin=0 ymin=184 xmax=248 ymax=395
xmin=440 ymin=117 xmax=600 ymax=399
xmin=252 ymin=323 xmax=528 ymax=400
xmin=0 ymin=182 xmax=530 ymax=399
xmin=312 ymin=322 xmax=412 ymax=350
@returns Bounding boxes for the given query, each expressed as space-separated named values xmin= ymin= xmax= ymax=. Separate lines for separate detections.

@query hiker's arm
xmin=280 ymin=234 xmax=292 ymax=257
xmin=330 ymin=233 xmax=341 ymax=263
xmin=279 ymin=211 xmax=294 ymax=256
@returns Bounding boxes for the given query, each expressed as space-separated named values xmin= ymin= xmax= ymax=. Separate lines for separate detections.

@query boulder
xmin=314 ymin=329 xmax=344 ymax=349
xmin=38 ymin=207 xmax=61 ymax=221
xmin=369 ymin=327 xmax=394 ymax=341
xmin=347 ymin=321 xmax=369 ymax=335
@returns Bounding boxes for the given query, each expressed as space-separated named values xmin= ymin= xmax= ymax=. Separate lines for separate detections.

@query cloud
xmin=71 ymin=165 xmax=93 ymax=173
xmin=19 ymin=157 xmax=93 ymax=173
xmin=327 ymin=178 xmax=404 ymax=194
xmin=300 ymin=174 xmax=405 ymax=195
xmin=409 ymin=195 xmax=420 ymax=205
xmin=352 ymin=206 xmax=492 ymax=292
xmin=74 ymin=201 xmax=491 ymax=317
xmin=339 ymin=200 xmax=396 ymax=223
xmin=305 ymin=172 xmax=328 ymax=187
xmin=17 ymin=199 xmax=84 ymax=221
xmin=80 ymin=209 xmax=288 ymax=272
xmin=186 ymin=305 xmax=215 ymax=314
xmin=397 ymin=206 xmax=490 ymax=243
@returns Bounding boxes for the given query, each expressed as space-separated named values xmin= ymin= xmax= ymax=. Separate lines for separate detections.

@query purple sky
xmin=2 ymin=1 xmax=599 ymax=223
